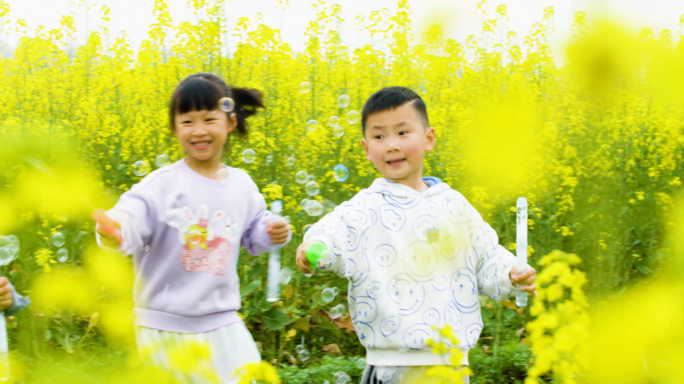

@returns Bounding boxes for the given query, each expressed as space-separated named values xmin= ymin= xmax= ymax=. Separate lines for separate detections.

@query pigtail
xmin=231 ymin=87 xmax=265 ymax=135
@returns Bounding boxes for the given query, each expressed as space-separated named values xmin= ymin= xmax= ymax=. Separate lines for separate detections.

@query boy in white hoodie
xmin=296 ymin=87 xmax=537 ymax=384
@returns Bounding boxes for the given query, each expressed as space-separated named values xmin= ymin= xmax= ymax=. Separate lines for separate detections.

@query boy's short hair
xmin=361 ymin=86 xmax=429 ymax=134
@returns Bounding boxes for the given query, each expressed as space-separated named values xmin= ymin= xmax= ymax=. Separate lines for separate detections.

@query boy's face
xmin=362 ymin=102 xmax=435 ymax=184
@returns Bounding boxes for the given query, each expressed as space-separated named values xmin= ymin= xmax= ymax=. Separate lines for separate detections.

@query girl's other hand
xmin=0 ymin=277 xmax=13 ymax=312
xmin=92 ymin=209 xmax=123 ymax=248
xmin=510 ymin=265 xmax=538 ymax=298
xmin=267 ymin=220 xmax=289 ymax=244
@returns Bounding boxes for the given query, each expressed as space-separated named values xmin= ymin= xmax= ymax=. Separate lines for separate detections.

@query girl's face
xmin=173 ymin=108 xmax=237 ymax=163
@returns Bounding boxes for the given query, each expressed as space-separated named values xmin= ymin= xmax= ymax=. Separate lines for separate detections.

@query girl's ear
xmin=226 ymin=112 xmax=237 ymax=133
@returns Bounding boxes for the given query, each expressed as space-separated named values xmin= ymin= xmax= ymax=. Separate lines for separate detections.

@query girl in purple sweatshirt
xmin=94 ymin=73 xmax=291 ymax=383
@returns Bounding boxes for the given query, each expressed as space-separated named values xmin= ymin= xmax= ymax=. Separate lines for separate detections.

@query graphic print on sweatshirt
xmin=165 ymin=204 xmax=239 ymax=275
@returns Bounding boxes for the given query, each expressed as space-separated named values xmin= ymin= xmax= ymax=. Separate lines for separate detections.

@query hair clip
xmin=218 ymin=97 xmax=235 ymax=113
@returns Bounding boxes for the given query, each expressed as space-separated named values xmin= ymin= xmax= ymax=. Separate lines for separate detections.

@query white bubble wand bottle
xmin=516 ymin=197 xmax=528 ymax=307
xmin=266 ymin=201 xmax=283 ymax=302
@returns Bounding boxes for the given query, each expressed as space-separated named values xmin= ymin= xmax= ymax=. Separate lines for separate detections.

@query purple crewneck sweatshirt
xmin=97 ymin=159 xmax=289 ymax=333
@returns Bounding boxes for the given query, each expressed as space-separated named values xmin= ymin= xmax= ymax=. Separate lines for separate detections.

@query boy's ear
xmin=361 ymin=138 xmax=371 ymax=161
xmin=425 ymin=126 xmax=435 ymax=152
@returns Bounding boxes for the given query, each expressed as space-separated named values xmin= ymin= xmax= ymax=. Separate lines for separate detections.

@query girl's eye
xmin=375 ymin=135 xmax=384 ymax=139
xmin=181 ymin=121 xmax=192 ymax=124
xmin=399 ymin=130 xmax=409 ymax=135
xmin=206 ymin=118 xmax=216 ymax=122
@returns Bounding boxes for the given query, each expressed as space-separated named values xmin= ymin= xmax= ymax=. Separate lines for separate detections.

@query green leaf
xmin=635 ymin=262 xmax=654 ymax=275
xmin=262 ymin=307 xmax=289 ymax=331
xmin=241 ymin=280 xmax=261 ymax=297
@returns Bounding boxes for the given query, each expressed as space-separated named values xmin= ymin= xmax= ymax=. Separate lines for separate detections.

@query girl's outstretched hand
xmin=510 ymin=265 xmax=538 ymax=298
xmin=92 ymin=209 xmax=123 ymax=248
xmin=267 ymin=219 xmax=290 ymax=245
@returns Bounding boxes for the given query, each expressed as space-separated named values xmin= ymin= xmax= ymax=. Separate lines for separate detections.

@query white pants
xmin=136 ymin=322 xmax=261 ymax=384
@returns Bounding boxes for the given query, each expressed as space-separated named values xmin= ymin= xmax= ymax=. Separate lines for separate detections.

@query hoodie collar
xmin=367 ymin=177 xmax=449 ymax=198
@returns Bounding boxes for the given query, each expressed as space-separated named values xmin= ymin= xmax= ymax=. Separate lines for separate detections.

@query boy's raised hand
xmin=92 ymin=209 xmax=123 ymax=248
xmin=295 ymin=242 xmax=313 ymax=274
xmin=510 ymin=265 xmax=538 ymax=298
xmin=267 ymin=220 xmax=290 ymax=245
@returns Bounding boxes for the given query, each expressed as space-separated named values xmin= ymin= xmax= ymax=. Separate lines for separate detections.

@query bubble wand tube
xmin=266 ymin=201 xmax=283 ymax=302
xmin=516 ymin=197 xmax=528 ymax=307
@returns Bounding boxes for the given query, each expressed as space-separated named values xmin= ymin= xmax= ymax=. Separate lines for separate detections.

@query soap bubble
xmin=305 ymin=181 xmax=320 ymax=196
xmin=346 ymin=110 xmax=360 ymax=125
xmin=355 ymin=358 xmax=366 ymax=369
xmin=334 ymin=371 xmax=351 ymax=384
xmin=280 ymin=267 xmax=293 ymax=285
xmin=333 ymin=126 xmax=345 ymax=138
xmin=307 ymin=120 xmax=319 ymax=132
xmin=51 ymin=232 xmax=65 ymax=247
xmin=295 ymin=171 xmax=308 ymax=184
xmin=333 ymin=164 xmax=349 ymax=182
xmin=338 ymin=94 xmax=350 ymax=108
xmin=287 ymin=156 xmax=295 ymax=166
xmin=328 ymin=116 xmax=339 ymax=128
xmin=329 ymin=304 xmax=346 ymax=319
xmin=57 ymin=248 xmax=69 ymax=263
xmin=332 ymin=287 xmax=340 ymax=295
xmin=300 ymin=198 xmax=311 ymax=209
xmin=303 ymin=224 xmax=312 ymax=232
xmin=0 ymin=235 xmax=20 ymax=265
xmin=321 ymin=288 xmax=335 ymax=303
xmin=306 ymin=175 xmax=315 ymax=183
xmin=299 ymin=81 xmax=311 ymax=93
xmin=266 ymin=155 xmax=273 ymax=164
xmin=298 ymin=349 xmax=310 ymax=361
xmin=306 ymin=201 xmax=324 ymax=216
xmin=133 ymin=160 xmax=150 ymax=177
xmin=242 ymin=149 xmax=256 ymax=163
xmin=295 ymin=344 xmax=305 ymax=354
xmin=155 ymin=154 xmax=171 ymax=167
xmin=218 ymin=97 xmax=235 ymax=112
xmin=217 ymin=167 xmax=229 ymax=180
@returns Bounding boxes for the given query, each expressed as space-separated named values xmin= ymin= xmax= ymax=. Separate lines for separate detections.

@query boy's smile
xmin=362 ymin=101 xmax=435 ymax=191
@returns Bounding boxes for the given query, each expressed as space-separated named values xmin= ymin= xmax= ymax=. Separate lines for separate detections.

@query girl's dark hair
xmin=169 ymin=73 xmax=264 ymax=135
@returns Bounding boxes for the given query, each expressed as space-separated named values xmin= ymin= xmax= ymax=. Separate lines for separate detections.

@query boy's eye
xmin=181 ymin=120 xmax=192 ymax=124
xmin=399 ymin=131 xmax=407 ymax=135
xmin=205 ymin=118 xmax=216 ymax=122
xmin=375 ymin=135 xmax=384 ymax=139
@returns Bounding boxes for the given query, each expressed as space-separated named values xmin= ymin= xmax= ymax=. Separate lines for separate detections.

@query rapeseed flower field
xmin=0 ymin=0 xmax=683 ymax=382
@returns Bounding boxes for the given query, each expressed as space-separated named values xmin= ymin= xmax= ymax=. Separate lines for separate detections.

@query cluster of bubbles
xmin=218 ymin=97 xmax=235 ymax=113
xmin=321 ymin=286 xmax=340 ymax=303
xmin=329 ymin=303 xmax=346 ymax=319
xmin=242 ymin=149 xmax=256 ymax=163
xmin=0 ymin=235 xmax=20 ymax=265
xmin=333 ymin=371 xmax=351 ymax=384
xmin=51 ymin=233 xmax=69 ymax=263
